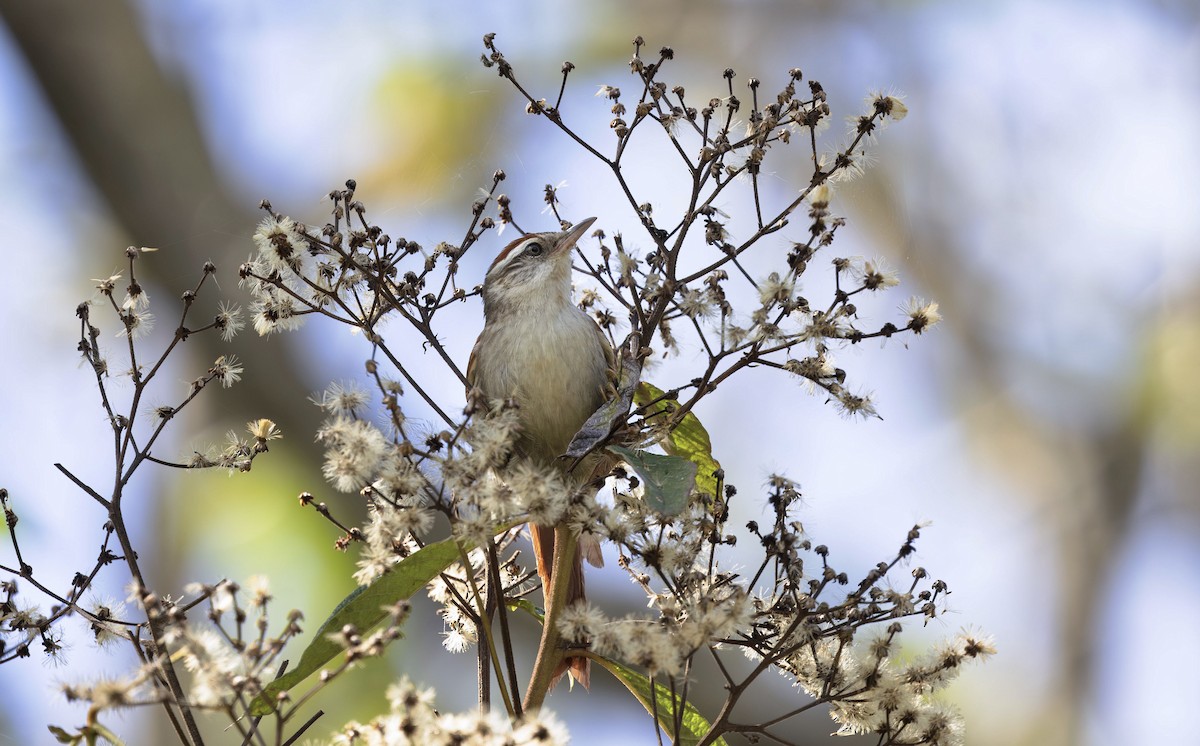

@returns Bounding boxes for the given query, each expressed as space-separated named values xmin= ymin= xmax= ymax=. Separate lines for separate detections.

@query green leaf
xmin=506 ymin=597 xmax=544 ymax=622
xmin=608 ymin=445 xmax=696 ymax=516
xmin=634 ymin=382 xmax=722 ymax=499
xmin=593 ymin=655 xmax=726 ymax=746
xmin=250 ymin=537 xmax=464 ymax=716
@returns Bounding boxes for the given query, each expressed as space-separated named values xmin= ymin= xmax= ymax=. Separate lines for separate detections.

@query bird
xmin=467 ymin=216 xmax=611 ymax=689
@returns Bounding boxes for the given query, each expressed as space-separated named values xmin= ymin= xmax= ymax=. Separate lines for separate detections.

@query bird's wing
xmin=465 ymin=333 xmax=482 ymax=396
xmin=579 ymin=531 xmax=604 ymax=568
xmin=590 ymin=316 xmax=618 ymax=400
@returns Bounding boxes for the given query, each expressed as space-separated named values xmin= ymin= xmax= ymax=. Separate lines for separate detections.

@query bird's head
xmin=482 ymin=217 xmax=596 ymax=320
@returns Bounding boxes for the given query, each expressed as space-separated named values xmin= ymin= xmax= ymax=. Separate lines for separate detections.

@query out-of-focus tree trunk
xmin=855 ymin=167 xmax=1146 ymax=746
xmin=0 ymin=6 xmax=323 ymax=739
xmin=0 ymin=0 xmax=318 ymax=438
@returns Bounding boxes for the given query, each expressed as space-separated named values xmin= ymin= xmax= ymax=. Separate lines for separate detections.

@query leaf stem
xmin=455 ymin=540 xmax=515 ymax=716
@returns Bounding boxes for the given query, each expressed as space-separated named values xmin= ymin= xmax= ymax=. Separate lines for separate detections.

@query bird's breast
xmin=475 ymin=307 xmax=609 ymax=463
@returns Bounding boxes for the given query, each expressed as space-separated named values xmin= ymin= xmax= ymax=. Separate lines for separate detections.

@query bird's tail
xmin=530 ymin=523 xmax=590 ymax=689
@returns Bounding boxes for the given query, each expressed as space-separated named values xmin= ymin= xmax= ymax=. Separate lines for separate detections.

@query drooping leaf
xmin=250 ymin=537 xmax=465 ymax=715
xmin=593 ymin=654 xmax=726 ymax=746
xmin=565 ymin=347 xmax=643 ymax=459
xmin=635 ymin=382 xmax=723 ymax=499
xmin=608 ymin=445 xmax=696 ymax=516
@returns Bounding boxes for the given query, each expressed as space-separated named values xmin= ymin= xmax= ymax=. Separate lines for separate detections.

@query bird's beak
xmin=551 ymin=216 xmax=597 ymax=256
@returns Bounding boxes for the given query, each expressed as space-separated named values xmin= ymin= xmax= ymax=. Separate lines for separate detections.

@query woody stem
xmin=523 ymin=524 xmax=578 ymax=710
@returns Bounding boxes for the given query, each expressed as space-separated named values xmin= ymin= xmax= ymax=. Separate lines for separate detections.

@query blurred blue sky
xmin=1 ymin=1 xmax=1198 ymax=744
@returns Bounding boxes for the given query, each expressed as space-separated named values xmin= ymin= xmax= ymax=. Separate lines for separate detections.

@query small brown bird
xmin=467 ymin=217 xmax=611 ymax=688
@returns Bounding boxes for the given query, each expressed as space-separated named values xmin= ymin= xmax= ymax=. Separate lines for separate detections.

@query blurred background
xmin=1 ymin=0 xmax=1197 ymax=743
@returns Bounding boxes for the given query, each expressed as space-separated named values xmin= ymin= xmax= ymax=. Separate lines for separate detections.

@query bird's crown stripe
xmin=489 ymin=234 xmax=539 ymax=274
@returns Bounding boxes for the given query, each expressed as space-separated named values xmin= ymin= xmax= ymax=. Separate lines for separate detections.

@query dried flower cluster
xmin=332 ymin=678 xmax=569 ymax=746
xmin=0 ymin=33 xmax=984 ymax=746
xmin=0 ymin=248 xmax=327 ymax=744
xmin=483 ymin=34 xmax=935 ymax=424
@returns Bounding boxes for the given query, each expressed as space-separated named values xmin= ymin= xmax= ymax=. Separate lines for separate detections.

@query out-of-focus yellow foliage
xmin=168 ymin=446 xmax=350 ymax=589
xmin=165 ymin=445 xmax=402 ymax=729
xmin=1138 ymin=300 xmax=1200 ymax=447
xmin=362 ymin=62 xmax=499 ymax=203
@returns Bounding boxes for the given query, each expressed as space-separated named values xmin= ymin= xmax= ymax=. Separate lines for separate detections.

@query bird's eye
xmin=525 ymin=241 xmax=544 ymax=257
